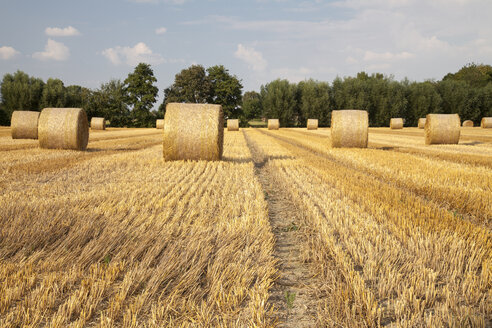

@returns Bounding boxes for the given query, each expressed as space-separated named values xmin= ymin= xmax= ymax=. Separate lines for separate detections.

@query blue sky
xmin=1 ymin=0 xmax=491 ymax=106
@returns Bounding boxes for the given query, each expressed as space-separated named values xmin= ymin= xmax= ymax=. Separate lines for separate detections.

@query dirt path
xmin=243 ymin=130 xmax=316 ymax=327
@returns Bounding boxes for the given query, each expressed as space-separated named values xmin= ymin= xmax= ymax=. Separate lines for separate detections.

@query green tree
xmin=260 ymin=79 xmax=299 ymax=126
xmin=406 ymin=81 xmax=442 ymax=126
xmin=206 ymin=65 xmax=243 ymax=119
xmin=443 ymin=63 xmax=492 ymax=87
xmin=40 ymin=78 xmax=66 ymax=108
xmin=0 ymin=70 xmax=44 ymax=123
xmin=65 ymin=85 xmax=92 ymax=109
xmin=0 ymin=103 xmax=8 ymax=126
xmin=124 ymin=63 xmax=158 ymax=127
xmin=163 ymin=65 xmax=211 ymax=108
xmin=90 ymin=79 xmax=130 ymax=127
xmin=438 ymin=79 xmax=471 ymax=117
xmin=298 ymin=79 xmax=331 ymax=126
xmin=242 ymin=91 xmax=262 ymax=121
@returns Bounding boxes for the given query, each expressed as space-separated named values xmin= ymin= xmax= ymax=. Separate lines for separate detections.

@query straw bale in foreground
xmin=91 ymin=117 xmax=106 ymax=130
xmin=331 ymin=110 xmax=368 ymax=148
xmin=156 ymin=119 xmax=164 ymax=129
xmin=268 ymin=119 xmax=279 ymax=130
xmin=163 ymin=103 xmax=223 ymax=161
xmin=390 ymin=118 xmax=403 ymax=129
xmin=38 ymin=108 xmax=89 ymax=150
xmin=307 ymin=119 xmax=318 ymax=130
xmin=418 ymin=118 xmax=426 ymax=129
xmin=227 ymin=119 xmax=239 ymax=131
xmin=481 ymin=117 xmax=492 ymax=128
xmin=425 ymin=114 xmax=460 ymax=145
xmin=11 ymin=111 xmax=40 ymax=139
xmin=462 ymin=120 xmax=473 ymax=127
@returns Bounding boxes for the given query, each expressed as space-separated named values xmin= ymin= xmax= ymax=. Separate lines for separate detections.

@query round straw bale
xmin=156 ymin=119 xmax=164 ymax=129
xmin=307 ymin=119 xmax=318 ymax=130
xmin=90 ymin=117 xmax=106 ymax=130
xmin=38 ymin=108 xmax=89 ymax=150
xmin=163 ymin=103 xmax=223 ymax=161
xmin=331 ymin=110 xmax=368 ymax=148
xmin=462 ymin=120 xmax=473 ymax=127
xmin=390 ymin=118 xmax=403 ymax=129
xmin=227 ymin=119 xmax=239 ymax=131
xmin=11 ymin=111 xmax=40 ymax=139
xmin=424 ymin=114 xmax=460 ymax=145
xmin=481 ymin=117 xmax=492 ymax=128
xmin=418 ymin=118 xmax=426 ymax=129
xmin=268 ymin=119 xmax=279 ymax=130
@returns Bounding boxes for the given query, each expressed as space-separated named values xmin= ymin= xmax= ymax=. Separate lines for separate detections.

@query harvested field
xmin=0 ymin=126 xmax=490 ymax=327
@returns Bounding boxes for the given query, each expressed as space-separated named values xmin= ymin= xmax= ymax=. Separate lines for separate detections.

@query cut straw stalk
xmin=418 ymin=118 xmax=426 ymax=129
xmin=227 ymin=119 xmax=239 ymax=131
xmin=38 ymin=108 xmax=89 ymax=150
xmin=331 ymin=110 xmax=368 ymax=148
xmin=11 ymin=111 xmax=40 ymax=139
xmin=163 ymin=103 xmax=224 ymax=161
xmin=156 ymin=119 xmax=164 ymax=129
xmin=307 ymin=119 xmax=318 ymax=130
xmin=481 ymin=117 xmax=492 ymax=128
xmin=268 ymin=119 xmax=279 ymax=130
xmin=424 ymin=113 xmax=460 ymax=145
xmin=390 ymin=118 xmax=403 ymax=129
xmin=91 ymin=117 xmax=106 ymax=130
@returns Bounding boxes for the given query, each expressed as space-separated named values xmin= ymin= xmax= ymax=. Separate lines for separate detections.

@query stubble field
xmin=0 ymin=126 xmax=490 ymax=327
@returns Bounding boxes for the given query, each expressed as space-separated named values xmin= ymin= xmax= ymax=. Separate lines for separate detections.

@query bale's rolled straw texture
xmin=424 ymin=114 xmax=460 ymax=145
xmin=227 ymin=119 xmax=239 ymax=131
xmin=331 ymin=110 xmax=368 ymax=148
xmin=11 ymin=111 xmax=40 ymax=139
xmin=156 ymin=119 xmax=164 ymax=129
xmin=163 ymin=103 xmax=223 ymax=161
xmin=462 ymin=120 xmax=474 ymax=127
xmin=90 ymin=117 xmax=106 ymax=130
xmin=481 ymin=117 xmax=492 ymax=128
xmin=268 ymin=119 xmax=279 ymax=130
xmin=390 ymin=118 xmax=404 ymax=129
xmin=418 ymin=118 xmax=426 ymax=129
xmin=38 ymin=108 xmax=89 ymax=150
xmin=307 ymin=119 xmax=318 ymax=130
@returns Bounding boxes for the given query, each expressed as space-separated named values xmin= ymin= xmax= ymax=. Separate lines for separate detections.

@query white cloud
xmin=0 ymin=46 xmax=20 ymax=60
xmin=32 ymin=39 xmax=69 ymax=61
xmin=234 ymin=44 xmax=267 ymax=72
xmin=102 ymin=42 xmax=165 ymax=66
xmin=363 ymin=51 xmax=414 ymax=61
xmin=45 ymin=26 xmax=80 ymax=37
xmin=155 ymin=27 xmax=167 ymax=35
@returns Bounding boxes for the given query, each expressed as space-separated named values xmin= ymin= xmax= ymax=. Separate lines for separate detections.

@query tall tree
xmin=406 ymin=81 xmax=442 ymax=126
xmin=206 ymin=65 xmax=243 ymax=119
xmin=40 ymin=78 xmax=66 ymax=108
xmin=163 ymin=65 xmax=211 ymax=107
xmin=242 ymin=91 xmax=262 ymax=121
xmin=298 ymin=79 xmax=331 ymax=126
xmin=0 ymin=70 xmax=44 ymax=123
xmin=443 ymin=63 xmax=492 ymax=87
xmin=260 ymin=79 xmax=299 ymax=126
xmin=124 ymin=63 xmax=158 ymax=127
xmin=90 ymin=79 xmax=130 ymax=127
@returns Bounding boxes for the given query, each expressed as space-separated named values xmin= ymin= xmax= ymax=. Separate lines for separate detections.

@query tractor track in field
xmin=243 ymin=130 xmax=317 ymax=328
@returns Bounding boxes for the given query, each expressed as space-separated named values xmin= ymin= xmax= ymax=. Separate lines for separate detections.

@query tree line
xmin=1 ymin=62 xmax=491 ymax=127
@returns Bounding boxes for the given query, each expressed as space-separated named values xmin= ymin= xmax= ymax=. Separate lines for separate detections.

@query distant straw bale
xmin=11 ymin=111 xmax=40 ymax=139
xmin=227 ymin=119 xmax=239 ymax=131
xmin=91 ymin=117 xmax=106 ymax=130
xmin=462 ymin=120 xmax=473 ymax=127
xmin=425 ymin=114 xmax=460 ymax=145
xmin=418 ymin=118 xmax=426 ymax=129
xmin=268 ymin=119 xmax=279 ymax=130
xmin=163 ymin=103 xmax=223 ymax=161
xmin=331 ymin=110 xmax=368 ymax=148
xmin=481 ymin=117 xmax=492 ymax=128
xmin=38 ymin=108 xmax=89 ymax=150
xmin=390 ymin=118 xmax=403 ymax=129
xmin=156 ymin=119 xmax=164 ymax=129
xmin=307 ymin=119 xmax=318 ymax=130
